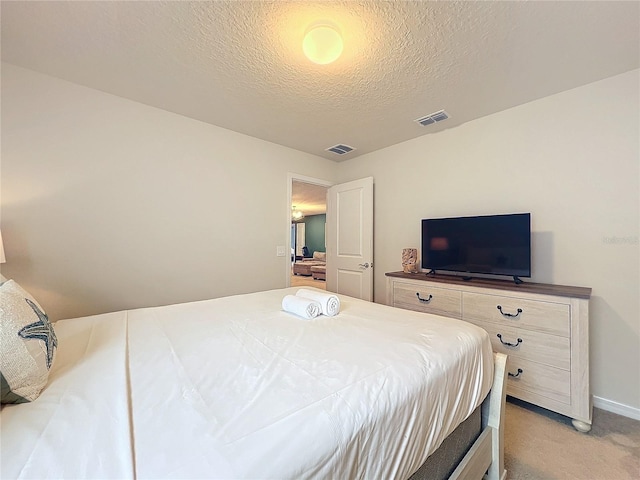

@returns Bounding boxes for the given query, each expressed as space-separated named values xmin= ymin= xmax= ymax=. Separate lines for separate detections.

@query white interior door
xmin=326 ymin=177 xmax=374 ymax=301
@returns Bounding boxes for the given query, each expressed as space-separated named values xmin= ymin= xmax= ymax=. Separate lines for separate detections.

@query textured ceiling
xmin=1 ymin=1 xmax=639 ymax=161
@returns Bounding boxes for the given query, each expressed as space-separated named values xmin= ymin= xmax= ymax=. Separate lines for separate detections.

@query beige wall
xmin=337 ymin=69 xmax=640 ymax=412
xmin=1 ymin=64 xmax=337 ymax=320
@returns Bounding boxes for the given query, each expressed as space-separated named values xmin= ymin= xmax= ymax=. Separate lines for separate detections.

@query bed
xmin=1 ymin=287 xmax=507 ymax=480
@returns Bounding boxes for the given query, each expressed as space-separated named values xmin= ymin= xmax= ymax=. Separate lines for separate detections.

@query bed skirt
xmin=409 ymin=406 xmax=481 ymax=480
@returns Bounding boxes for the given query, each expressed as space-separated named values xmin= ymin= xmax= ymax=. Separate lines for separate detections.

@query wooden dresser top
xmin=385 ymin=271 xmax=592 ymax=299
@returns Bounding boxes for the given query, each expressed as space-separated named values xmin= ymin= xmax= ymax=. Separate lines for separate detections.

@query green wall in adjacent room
xmin=303 ymin=214 xmax=326 ymax=255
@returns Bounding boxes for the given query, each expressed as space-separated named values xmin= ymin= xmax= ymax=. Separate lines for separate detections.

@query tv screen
xmin=421 ymin=213 xmax=531 ymax=278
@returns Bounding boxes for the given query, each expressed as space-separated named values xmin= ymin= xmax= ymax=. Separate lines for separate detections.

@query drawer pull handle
xmin=416 ymin=293 xmax=433 ymax=304
xmin=508 ymin=368 xmax=524 ymax=378
xmin=497 ymin=305 xmax=523 ymax=318
xmin=497 ymin=333 xmax=523 ymax=348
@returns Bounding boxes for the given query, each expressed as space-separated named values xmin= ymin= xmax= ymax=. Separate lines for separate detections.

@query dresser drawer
xmin=393 ymin=282 xmax=462 ymax=318
xmin=505 ymin=357 xmax=571 ymax=405
xmin=469 ymin=319 xmax=570 ymax=371
xmin=463 ymin=292 xmax=570 ymax=337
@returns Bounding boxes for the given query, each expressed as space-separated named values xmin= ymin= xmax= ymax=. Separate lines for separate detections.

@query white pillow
xmin=0 ymin=280 xmax=57 ymax=403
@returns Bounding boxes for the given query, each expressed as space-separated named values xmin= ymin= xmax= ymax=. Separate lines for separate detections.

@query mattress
xmin=1 ymin=287 xmax=493 ymax=480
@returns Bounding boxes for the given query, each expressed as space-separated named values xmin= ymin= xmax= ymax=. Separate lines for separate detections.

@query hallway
xmin=290 ymin=272 xmax=326 ymax=290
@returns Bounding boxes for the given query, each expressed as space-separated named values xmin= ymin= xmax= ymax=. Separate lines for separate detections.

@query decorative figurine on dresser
xmin=401 ymin=248 xmax=419 ymax=274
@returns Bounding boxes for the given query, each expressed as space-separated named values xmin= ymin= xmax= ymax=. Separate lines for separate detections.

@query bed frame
xmin=410 ymin=352 xmax=508 ymax=480
xmin=451 ymin=352 xmax=508 ymax=480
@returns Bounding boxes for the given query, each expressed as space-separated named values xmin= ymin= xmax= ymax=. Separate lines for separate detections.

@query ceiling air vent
xmin=415 ymin=110 xmax=449 ymax=127
xmin=326 ymin=144 xmax=356 ymax=155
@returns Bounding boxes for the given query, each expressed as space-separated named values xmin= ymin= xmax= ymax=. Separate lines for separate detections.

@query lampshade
xmin=0 ymin=230 xmax=5 ymax=264
xmin=303 ymin=23 xmax=343 ymax=65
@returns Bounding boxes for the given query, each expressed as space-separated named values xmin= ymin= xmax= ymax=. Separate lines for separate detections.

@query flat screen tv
xmin=421 ymin=213 xmax=531 ymax=281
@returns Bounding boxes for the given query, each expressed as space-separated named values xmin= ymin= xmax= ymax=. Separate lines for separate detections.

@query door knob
xmin=358 ymin=263 xmax=370 ymax=268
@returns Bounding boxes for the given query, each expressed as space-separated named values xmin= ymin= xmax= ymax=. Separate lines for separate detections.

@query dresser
xmin=386 ymin=271 xmax=592 ymax=432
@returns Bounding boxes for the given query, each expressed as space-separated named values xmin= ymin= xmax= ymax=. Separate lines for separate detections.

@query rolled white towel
xmin=282 ymin=295 xmax=322 ymax=319
xmin=296 ymin=289 xmax=341 ymax=317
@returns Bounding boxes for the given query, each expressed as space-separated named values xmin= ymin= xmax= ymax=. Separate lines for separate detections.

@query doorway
xmin=287 ymin=175 xmax=331 ymax=289
xmin=286 ymin=174 xmax=375 ymax=300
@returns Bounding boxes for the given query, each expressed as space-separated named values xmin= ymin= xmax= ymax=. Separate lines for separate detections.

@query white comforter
xmin=1 ymin=312 xmax=134 ymax=479
xmin=2 ymin=287 xmax=493 ymax=480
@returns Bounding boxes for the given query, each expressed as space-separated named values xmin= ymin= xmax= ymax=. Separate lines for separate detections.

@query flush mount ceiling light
xmin=302 ymin=22 xmax=343 ymax=65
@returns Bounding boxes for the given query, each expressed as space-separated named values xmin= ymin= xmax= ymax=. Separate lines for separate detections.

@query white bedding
xmin=1 ymin=312 xmax=134 ymax=480
xmin=1 ymin=287 xmax=493 ymax=480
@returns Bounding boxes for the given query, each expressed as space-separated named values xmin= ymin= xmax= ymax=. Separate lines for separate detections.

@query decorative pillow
xmin=0 ymin=280 xmax=57 ymax=404
xmin=313 ymin=251 xmax=326 ymax=261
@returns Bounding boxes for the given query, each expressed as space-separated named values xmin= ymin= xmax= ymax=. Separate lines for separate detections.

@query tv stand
xmin=386 ymin=271 xmax=592 ymax=432
xmin=425 ymin=269 xmax=436 ymax=276
xmin=513 ymin=276 xmax=524 ymax=285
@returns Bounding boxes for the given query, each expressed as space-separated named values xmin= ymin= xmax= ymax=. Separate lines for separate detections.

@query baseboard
xmin=593 ymin=396 xmax=640 ymax=421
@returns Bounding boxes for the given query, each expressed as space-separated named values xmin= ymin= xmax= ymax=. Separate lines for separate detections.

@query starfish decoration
xmin=18 ymin=299 xmax=58 ymax=369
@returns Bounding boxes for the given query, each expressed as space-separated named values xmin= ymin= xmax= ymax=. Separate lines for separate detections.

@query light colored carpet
xmin=505 ymin=397 xmax=640 ymax=479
